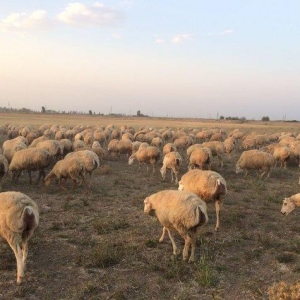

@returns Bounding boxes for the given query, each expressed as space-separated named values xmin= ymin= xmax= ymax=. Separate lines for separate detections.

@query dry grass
xmin=0 ymin=113 xmax=300 ymax=299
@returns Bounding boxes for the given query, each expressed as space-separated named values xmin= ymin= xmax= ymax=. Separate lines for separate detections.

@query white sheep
xmin=160 ymin=151 xmax=183 ymax=184
xmin=3 ymin=138 xmax=28 ymax=163
xmin=44 ymin=156 xmax=87 ymax=191
xmin=144 ymin=190 xmax=208 ymax=262
xmin=178 ymin=169 xmax=227 ymax=231
xmin=236 ymin=149 xmax=275 ymax=179
xmin=9 ymin=148 xmax=53 ymax=184
xmin=281 ymin=193 xmax=300 ymax=215
xmin=128 ymin=146 xmax=161 ymax=173
xmin=0 ymin=154 xmax=9 ymax=190
xmin=0 ymin=191 xmax=39 ymax=284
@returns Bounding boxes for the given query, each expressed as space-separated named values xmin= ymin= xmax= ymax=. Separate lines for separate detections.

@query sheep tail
xmin=21 ymin=206 xmax=38 ymax=239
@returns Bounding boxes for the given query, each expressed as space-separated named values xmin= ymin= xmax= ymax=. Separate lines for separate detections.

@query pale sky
xmin=0 ymin=1 xmax=299 ymax=120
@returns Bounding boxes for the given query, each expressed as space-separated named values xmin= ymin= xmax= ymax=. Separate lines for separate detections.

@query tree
xmin=41 ymin=106 xmax=46 ymax=114
xmin=89 ymin=110 xmax=93 ymax=115
xmin=262 ymin=116 xmax=270 ymax=121
xmin=137 ymin=110 xmax=141 ymax=116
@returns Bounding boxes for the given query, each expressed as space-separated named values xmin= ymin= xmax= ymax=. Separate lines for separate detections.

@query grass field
xmin=0 ymin=113 xmax=300 ymax=299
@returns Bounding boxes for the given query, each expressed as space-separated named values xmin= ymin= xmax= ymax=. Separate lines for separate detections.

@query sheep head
xmin=235 ymin=164 xmax=243 ymax=174
xmin=144 ymin=197 xmax=153 ymax=214
xmin=281 ymin=198 xmax=296 ymax=216
xmin=178 ymin=181 xmax=184 ymax=191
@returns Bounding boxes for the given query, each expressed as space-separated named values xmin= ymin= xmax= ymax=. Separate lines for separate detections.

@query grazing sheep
xmin=188 ymin=147 xmax=212 ymax=170
xmin=144 ymin=190 xmax=208 ymax=262
xmin=236 ymin=149 xmax=275 ymax=179
xmin=178 ymin=169 xmax=227 ymax=231
xmin=72 ymin=140 xmax=86 ymax=151
xmin=65 ymin=150 xmax=100 ymax=187
xmin=160 ymin=151 xmax=183 ymax=184
xmin=9 ymin=148 xmax=53 ymax=184
xmin=264 ymin=144 xmax=291 ymax=168
xmin=44 ymin=156 xmax=87 ymax=191
xmin=35 ymin=140 xmax=62 ymax=161
xmin=128 ymin=146 xmax=161 ymax=173
xmin=223 ymin=137 xmax=236 ymax=158
xmin=0 ymin=154 xmax=9 ymax=190
xmin=0 ymin=191 xmax=39 ymax=284
xmin=131 ymin=141 xmax=142 ymax=154
xmin=281 ymin=193 xmax=300 ymax=215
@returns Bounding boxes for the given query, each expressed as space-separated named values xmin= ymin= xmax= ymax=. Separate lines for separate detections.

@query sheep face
xmin=160 ymin=167 xmax=166 ymax=179
xmin=235 ymin=164 xmax=243 ymax=174
xmin=281 ymin=198 xmax=296 ymax=216
xmin=144 ymin=198 xmax=152 ymax=214
xmin=44 ymin=176 xmax=52 ymax=187
xmin=178 ymin=181 xmax=184 ymax=191
xmin=128 ymin=156 xmax=135 ymax=165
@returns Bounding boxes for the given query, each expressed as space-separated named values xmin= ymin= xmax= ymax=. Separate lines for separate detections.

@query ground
xmin=0 ymin=115 xmax=300 ymax=300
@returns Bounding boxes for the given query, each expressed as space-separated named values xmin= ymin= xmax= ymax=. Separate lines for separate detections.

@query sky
xmin=0 ymin=1 xmax=299 ymax=120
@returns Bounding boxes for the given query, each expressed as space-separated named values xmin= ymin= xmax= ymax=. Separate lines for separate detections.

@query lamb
xmin=9 ymin=148 xmax=54 ymax=184
xmin=0 ymin=154 xmax=9 ymax=190
xmin=160 ymin=151 xmax=183 ymax=184
xmin=188 ymin=147 xmax=212 ymax=170
xmin=144 ymin=190 xmax=208 ymax=262
xmin=281 ymin=193 xmax=300 ymax=215
xmin=128 ymin=146 xmax=161 ymax=173
xmin=236 ymin=149 xmax=275 ymax=179
xmin=44 ymin=156 xmax=87 ymax=191
xmin=178 ymin=169 xmax=227 ymax=231
xmin=0 ymin=191 xmax=39 ymax=284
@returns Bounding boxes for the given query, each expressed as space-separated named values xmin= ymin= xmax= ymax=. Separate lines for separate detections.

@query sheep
xmin=0 ymin=191 xmax=39 ymax=284
xmin=201 ymin=141 xmax=226 ymax=167
xmin=160 ymin=151 xmax=183 ymax=184
xmin=162 ymin=142 xmax=177 ymax=156
xmin=65 ymin=150 xmax=100 ymax=186
xmin=9 ymin=148 xmax=54 ymax=184
xmin=223 ymin=137 xmax=236 ymax=158
xmin=188 ymin=147 xmax=212 ymax=170
xmin=131 ymin=141 xmax=142 ymax=154
xmin=0 ymin=154 xmax=9 ymax=190
xmin=35 ymin=140 xmax=62 ymax=161
xmin=236 ymin=149 xmax=275 ymax=179
xmin=107 ymin=139 xmax=132 ymax=159
xmin=263 ymin=144 xmax=291 ymax=168
xmin=281 ymin=193 xmax=300 ymax=215
xmin=128 ymin=146 xmax=161 ymax=173
xmin=3 ymin=139 xmax=28 ymax=163
xmin=44 ymin=156 xmax=87 ymax=191
xmin=144 ymin=190 xmax=208 ymax=262
xmin=178 ymin=169 xmax=227 ymax=231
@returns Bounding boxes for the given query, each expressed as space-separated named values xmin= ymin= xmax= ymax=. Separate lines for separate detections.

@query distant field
xmin=0 ymin=112 xmax=299 ymax=132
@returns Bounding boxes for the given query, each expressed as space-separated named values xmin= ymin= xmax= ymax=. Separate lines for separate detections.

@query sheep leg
xmin=188 ymin=234 xmax=197 ymax=263
xmin=182 ymin=233 xmax=192 ymax=262
xmin=58 ymin=178 xmax=68 ymax=191
xmin=7 ymin=239 xmax=24 ymax=285
xmin=159 ymin=226 xmax=166 ymax=242
xmin=166 ymin=229 xmax=179 ymax=255
xmin=36 ymin=170 xmax=45 ymax=185
xmin=215 ymin=200 xmax=221 ymax=231
xmin=27 ymin=171 xmax=33 ymax=184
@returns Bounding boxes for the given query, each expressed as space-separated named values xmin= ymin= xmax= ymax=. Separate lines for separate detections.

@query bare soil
xmin=0 ymin=114 xmax=300 ymax=300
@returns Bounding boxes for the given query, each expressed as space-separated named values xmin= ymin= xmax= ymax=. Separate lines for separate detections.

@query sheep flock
xmin=0 ymin=119 xmax=300 ymax=299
